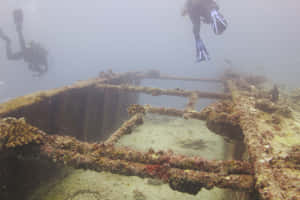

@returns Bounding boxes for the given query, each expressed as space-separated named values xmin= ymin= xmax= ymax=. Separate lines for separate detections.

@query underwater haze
xmin=1 ymin=1 xmax=300 ymax=200
xmin=0 ymin=0 xmax=300 ymax=98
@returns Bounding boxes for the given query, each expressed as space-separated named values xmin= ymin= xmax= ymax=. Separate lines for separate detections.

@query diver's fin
xmin=211 ymin=10 xmax=228 ymax=35
xmin=195 ymin=39 xmax=210 ymax=63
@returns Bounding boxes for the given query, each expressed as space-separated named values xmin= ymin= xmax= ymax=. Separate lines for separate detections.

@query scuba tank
xmin=25 ymin=41 xmax=48 ymax=75
xmin=25 ymin=41 xmax=48 ymax=64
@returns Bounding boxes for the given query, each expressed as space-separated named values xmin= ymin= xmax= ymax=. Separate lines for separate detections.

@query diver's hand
xmin=196 ymin=39 xmax=210 ymax=63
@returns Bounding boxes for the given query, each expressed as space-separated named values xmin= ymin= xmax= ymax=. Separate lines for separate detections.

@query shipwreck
xmin=0 ymin=69 xmax=299 ymax=200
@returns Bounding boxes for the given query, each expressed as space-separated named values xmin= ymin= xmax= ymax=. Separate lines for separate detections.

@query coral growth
xmin=128 ymin=104 xmax=146 ymax=116
xmin=255 ymin=99 xmax=278 ymax=113
xmin=144 ymin=70 xmax=160 ymax=78
xmin=145 ymin=164 xmax=169 ymax=181
xmin=228 ymin=77 xmax=300 ymax=200
xmin=255 ymin=99 xmax=292 ymax=118
xmin=286 ymin=145 xmax=300 ymax=166
xmin=0 ymin=117 xmax=44 ymax=150
xmin=201 ymin=100 xmax=244 ymax=140
xmin=104 ymin=113 xmax=144 ymax=145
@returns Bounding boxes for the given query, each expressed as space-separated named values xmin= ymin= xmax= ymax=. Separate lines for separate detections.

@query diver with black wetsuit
xmin=0 ymin=9 xmax=48 ymax=76
xmin=182 ymin=0 xmax=228 ymax=62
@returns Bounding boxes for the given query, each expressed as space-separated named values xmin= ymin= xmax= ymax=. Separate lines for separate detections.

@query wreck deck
xmin=0 ymin=70 xmax=299 ymax=200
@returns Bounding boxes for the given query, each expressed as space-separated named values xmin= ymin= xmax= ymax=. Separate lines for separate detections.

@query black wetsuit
xmin=4 ymin=26 xmax=25 ymax=61
xmin=185 ymin=0 xmax=219 ymax=41
xmin=1 ymin=31 xmax=48 ymax=75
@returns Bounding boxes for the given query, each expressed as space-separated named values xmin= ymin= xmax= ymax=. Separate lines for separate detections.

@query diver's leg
xmin=0 ymin=28 xmax=11 ymax=43
xmin=29 ymin=63 xmax=48 ymax=77
xmin=6 ymin=43 xmax=23 ymax=60
xmin=189 ymin=14 xmax=210 ymax=62
xmin=0 ymin=28 xmax=23 ymax=60
xmin=189 ymin=13 xmax=201 ymax=42
xmin=210 ymin=9 xmax=227 ymax=35
xmin=189 ymin=13 xmax=201 ymax=59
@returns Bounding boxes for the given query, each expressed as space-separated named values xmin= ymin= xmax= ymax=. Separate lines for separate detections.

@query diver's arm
xmin=13 ymin=9 xmax=26 ymax=52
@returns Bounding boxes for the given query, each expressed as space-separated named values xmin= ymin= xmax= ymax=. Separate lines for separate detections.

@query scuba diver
xmin=0 ymin=9 xmax=48 ymax=76
xmin=182 ymin=0 xmax=228 ymax=62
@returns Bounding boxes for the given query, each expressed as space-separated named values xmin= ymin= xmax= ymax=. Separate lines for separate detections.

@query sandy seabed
xmin=29 ymin=114 xmax=240 ymax=200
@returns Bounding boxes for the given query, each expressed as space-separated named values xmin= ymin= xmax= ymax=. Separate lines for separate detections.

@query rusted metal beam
xmin=0 ymin=117 xmax=252 ymax=175
xmin=95 ymin=83 xmax=230 ymax=99
xmin=125 ymin=104 xmax=207 ymax=120
xmin=185 ymin=92 xmax=199 ymax=112
xmin=0 ymin=78 xmax=106 ymax=117
xmin=0 ymin=117 xmax=254 ymax=194
xmin=127 ymin=104 xmax=207 ymax=121
xmin=228 ymin=80 xmax=299 ymax=200
xmin=92 ymin=144 xmax=253 ymax=175
xmin=144 ymin=105 xmax=206 ymax=120
xmin=40 ymin=141 xmax=253 ymax=194
xmin=104 ymin=113 xmax=144 ymax=146
xmin=0 ymin=71 xmax=143 ymax=118
xmin=145 ymin=106 xmax=184 ymax=117
xmin=140 ymin=73 xmax=224 ymax=83
xmin=168 ymin=168 xmax=253 ymax=194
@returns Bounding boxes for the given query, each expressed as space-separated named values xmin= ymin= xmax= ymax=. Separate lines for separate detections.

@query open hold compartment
xmin=0 ymin=79 xmax=139 ymax=142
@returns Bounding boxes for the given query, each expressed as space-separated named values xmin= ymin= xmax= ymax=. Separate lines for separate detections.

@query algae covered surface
xmin=28 ymin=114 xmax=237 ymax=200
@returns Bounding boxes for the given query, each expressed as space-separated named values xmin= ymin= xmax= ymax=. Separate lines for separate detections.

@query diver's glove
xmin=210 ymin=9 xmax=228 ymax=35
xmin=196 ymin=39 xmax=210 ymax=62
